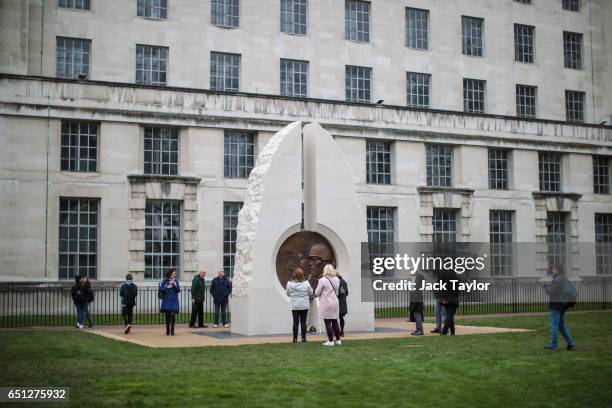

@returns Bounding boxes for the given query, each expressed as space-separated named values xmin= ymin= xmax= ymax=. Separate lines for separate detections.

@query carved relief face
xmin=276 ymin=231 xmax=335 ymax=289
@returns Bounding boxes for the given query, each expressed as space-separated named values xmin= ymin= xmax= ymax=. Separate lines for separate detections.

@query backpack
xmin=560 ymin=278 xmax=578 ymax=307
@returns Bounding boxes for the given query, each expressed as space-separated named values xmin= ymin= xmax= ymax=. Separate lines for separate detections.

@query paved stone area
xmin=86 ymin=318 xmax=530 ymax=348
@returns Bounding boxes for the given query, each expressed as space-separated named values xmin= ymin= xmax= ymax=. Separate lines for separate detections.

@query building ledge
xmin=127 ymin=174 xmax=202 ymax=185
xmin=417 ymin=186 xmax=475 ymax=195
xmin=532 ymin=191 xmax=582 ymax=200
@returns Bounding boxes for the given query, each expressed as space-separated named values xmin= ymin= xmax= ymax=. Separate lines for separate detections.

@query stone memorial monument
xmin=231 ymin=122 xmax=375 ymax=335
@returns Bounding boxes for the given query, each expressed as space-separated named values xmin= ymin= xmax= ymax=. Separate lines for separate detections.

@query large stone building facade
xmin=0 ymin=0 xmax=611 ymax=284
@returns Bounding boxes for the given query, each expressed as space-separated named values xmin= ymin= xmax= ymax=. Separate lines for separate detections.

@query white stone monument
xmin=231 ymin=122 xmax=375 ymax=336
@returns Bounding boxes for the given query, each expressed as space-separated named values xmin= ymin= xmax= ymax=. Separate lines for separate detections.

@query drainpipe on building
xmin=44 ymin=95 xmax=50 ymax=283
xmin=588 ymin=0 xmax=596 ymax=124
xmin=40 ymin=0 xmax=45 ymax=76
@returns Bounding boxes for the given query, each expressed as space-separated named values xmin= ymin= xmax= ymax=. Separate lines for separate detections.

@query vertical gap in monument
xmin=300 ymin=128 xmax=305 ymax=231
xmin=302 ymin=123 xmax=317 ymax=231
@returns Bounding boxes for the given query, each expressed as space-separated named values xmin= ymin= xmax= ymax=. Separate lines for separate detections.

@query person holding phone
xmin=159 ymin=269 xmax=181 ymax=336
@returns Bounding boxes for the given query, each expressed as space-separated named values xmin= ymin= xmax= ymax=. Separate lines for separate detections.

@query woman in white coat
xmin=286 ymin=267 xmax=313 ymax=343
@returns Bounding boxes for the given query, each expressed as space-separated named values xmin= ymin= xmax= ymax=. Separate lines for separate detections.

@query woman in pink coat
xmin=315 ymin=264 xmax=342 ymax=346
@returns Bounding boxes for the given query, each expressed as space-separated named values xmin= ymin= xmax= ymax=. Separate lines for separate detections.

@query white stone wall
xmin=1 ymin=81 xmax=611 ymax=283
xmin=1 ymin=0 xmax=610 ymax=122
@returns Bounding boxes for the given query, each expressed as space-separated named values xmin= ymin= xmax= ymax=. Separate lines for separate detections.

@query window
xmin=593 ymin=156 xmax=610 ymax=194
xmin=345 ymin=0 xmax=369 ymax=43
xmin=367 ymin=207 xmax=395 ymax=273
xmin=58 ymin=0 xmax=90 ymax=10
xmin=514 ymin=0 xmax=531 ymax=3
xmin=565 ymin=90 xmax=585 ymax=123
xmin=463 ymin=78 xmax=486 ymax=113
xmin=211 ymin=0 xmax=239 ymax=28
xmin=516 ymin=84 xmax=537 ymax=118
xmin=345 ymin=65 xmax=371 ymax=103
xmin=546 ymin=212 xmax=567 ymax=275
xmin=490 ymin=210 xmax=514 ymax=276
xmin=595 ymin=214 xmax=612 ymax=275
xmin=281 ymin=0 xmax=307 ymax=35
xmin=59 ymin=198 xmax=98 ymax=280
xmin=488 ymin=149 xmax=509 ymax=190
xmin=563 ymin=31 xmax=583 ymax=69
xmin=56 ymin=37 xmax=90 ymax=79
xmin=366 ymin=141 xmax=391 ymax=184
xmin=539 ymin=152 xmax=562 ymax=192
xmin=280 ymin=59 xmax=308 ymax=98
xmin=433 ymin=209 xmax=457 ymax=243
xmin=562 ymin=0 xmax=580 ymax=12
xmin=406 ymin=72 xmax=431 ymax=108
xmin=144 ymin=127 xmax=178 ymax=175
xmin=406 ymin=8 xmax=428 ymax=50
xmin=137 ymin=0 xmax=167 ymax=19
xmin=210 ymin=52 xmax=240 ymax=92
xmin=136 ymin=45 xmax=168 ymax=86
xmin=514 ymin=24 xmax=535 ymax=63
xmin=224 ymin=131 xmax=254 ymax=178
xmin=145 ymin=201 xmax=180 ymax=280
xmin=461 ymin=16 xmax=484 ymax=57
xmin=61 ymin=122 xmax=98 ymax=172
xmin=426 ymin=144 xmax=453 ymax=187
xmin=223 ymin=202 xmax=243 ymax=277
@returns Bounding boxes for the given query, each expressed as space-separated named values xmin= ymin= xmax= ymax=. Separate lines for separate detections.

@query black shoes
xmin=302 ymin=338 xmax=307 ymax=343
xmin=189 ymin=324 xmax=196 ymax=328
xmin=411 ymin=331 xmax=424 ymax=336
xmin=567 ymin=344 xmax=575 ymax=351
xmin=430 ymin=328 xmax=440 ymax=334
xmin=198 ymin=325 xmax=208 ymax=328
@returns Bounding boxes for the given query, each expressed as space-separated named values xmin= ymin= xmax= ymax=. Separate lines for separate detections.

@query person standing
xmin=210 ymin=269 xmax=232 ymax=328
xmin=544 ymin=264 xmax=576 ymax=351
xmin=439 ymin=269 xmax=460 ymax=336
xmin=159 ymin=269 xmax=180 ymax=336
xmin=83 ymin=276 xmax=94 ymax=328
xmin=120 ymin=273 xmax=138 ymax=334
xmin=431 ymin=270 xmax=445 ymax=334
xmin=286 ymin=268 xmax=313 ymax=343
xmin=71 ymin=274 xmax=88 ymax=329
xmin=409 ymin=271 xmax=425 ymax=336
xmin=314 ymin=264 xmax=342 ymax=346
xmin=189 ymin=270 xmax=208 ymax=328
xmin=337 ymin=273 xmax=349 ymax=337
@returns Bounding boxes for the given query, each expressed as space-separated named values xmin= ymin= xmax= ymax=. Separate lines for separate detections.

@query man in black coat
xmin=210 ymin=269 xmax=232 ymax=328
xmin=71 ymin=274 xmax=88 ymax=329
xmin=409 ymin=271 xmax=425 ymax=335
xmin=337 ymin=274 xmax=349 ymax=336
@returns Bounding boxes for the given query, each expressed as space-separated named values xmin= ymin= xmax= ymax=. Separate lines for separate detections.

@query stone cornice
xmin=1 ymin=75 xmax=611 ymax=153
xmin=127 ymin=174 xmax=202 ymax=185
xmin=417 ymin=186 xmax=475 ymax=195
xmin=532 ymin=191 xmax=583 ymax=200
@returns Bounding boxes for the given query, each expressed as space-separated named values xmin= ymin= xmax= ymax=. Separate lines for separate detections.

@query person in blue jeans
xmin=544 ymin=264 xmax=575 ymax=351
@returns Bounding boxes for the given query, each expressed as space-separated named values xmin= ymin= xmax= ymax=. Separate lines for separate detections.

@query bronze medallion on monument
xmin=275 ymin=231 xmax=336 ymax=289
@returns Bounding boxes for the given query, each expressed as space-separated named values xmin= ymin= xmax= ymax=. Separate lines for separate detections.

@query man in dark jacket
xmin=71 ymin=274 xmax=88 ymax=329
xmin=544 ymin=264 xmax=575 ymax=350
xmin=189 ymin=270 xmax=208 ymax=328
xmin=120 ymin=273 xmax=138 ymax=334
xmin=438 ymin=269 xmax=460 ymax=336
xmin=210 ymin=269 xmax=232 ymax=328
xmin=409 ymin=271 xmax=425 ymax=335
xmin=337 ymin=274 xmax=349 ymax=336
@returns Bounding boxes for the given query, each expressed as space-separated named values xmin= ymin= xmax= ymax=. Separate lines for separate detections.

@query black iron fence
xmin=374 ymin=277 xmax=612 ymax=318
xmin=0 ymin=278 xmax=610 ymax=327
xmin=0 ymin=285 xmax=228 ymax=327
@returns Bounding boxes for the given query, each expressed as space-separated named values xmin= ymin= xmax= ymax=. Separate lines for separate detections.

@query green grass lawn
xmin=0 ymin=312 xmax=611 ymax=408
